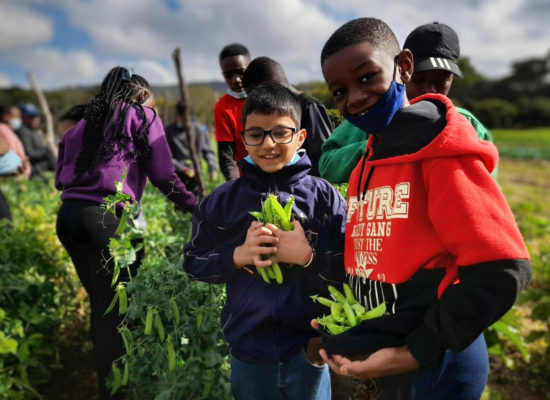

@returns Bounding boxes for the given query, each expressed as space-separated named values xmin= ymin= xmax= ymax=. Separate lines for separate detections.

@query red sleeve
xmin=214 ymin=99 xmax=236 ymax=143
xmin=422 ymin=155 xmax=528 ymax=266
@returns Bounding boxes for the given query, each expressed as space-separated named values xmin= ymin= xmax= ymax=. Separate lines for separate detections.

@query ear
xmin=296 ymin=128 xmax=307 ymax=149
xmin=396 ymin=49 xmax=414 ymax=85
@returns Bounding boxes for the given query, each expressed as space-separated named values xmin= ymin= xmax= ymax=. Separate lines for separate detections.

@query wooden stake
xmin=171 ymin=48 xmax=206 ymax=198
xmin=26 ymin=72 xmax=58 ymax=158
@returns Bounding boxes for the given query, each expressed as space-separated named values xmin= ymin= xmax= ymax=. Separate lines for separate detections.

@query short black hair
xmin=242 ymin=82 xmax=301 ymax=128
xmin=59 ymin=104 xmax=86 ymax=122
xmin=219 ymin=43 xmax=250 ymax=62
xmin=242 ymin=56 xmax=289 ymax=93
xmin=321 ymin=17 xmax=401 ymax=65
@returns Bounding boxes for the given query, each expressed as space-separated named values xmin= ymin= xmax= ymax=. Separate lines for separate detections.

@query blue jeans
xmin=231 ymin=349 xmax=331 ymax=400
xmin=376 ymin=334 xmax=489 ymax=400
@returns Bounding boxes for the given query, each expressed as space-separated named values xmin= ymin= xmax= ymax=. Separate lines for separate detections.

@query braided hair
xmin=74 ymin=67 xmax=154 ymax=178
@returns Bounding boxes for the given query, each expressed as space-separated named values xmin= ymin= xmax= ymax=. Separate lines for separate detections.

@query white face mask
xmin=227 ymin=89 xmax=247 ymax=99
xmin=9 ymin=118 xmax=22 ymax=131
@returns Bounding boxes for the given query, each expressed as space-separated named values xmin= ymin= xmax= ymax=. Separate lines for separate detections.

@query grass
xmin=483 ymin=156 xmax=550 ymax=399
xmin=492 ymin=128 xmax=550 ymax=160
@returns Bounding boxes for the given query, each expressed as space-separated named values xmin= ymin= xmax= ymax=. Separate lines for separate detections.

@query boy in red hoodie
xmin=315 ymin=17 xmax=531 ymax=400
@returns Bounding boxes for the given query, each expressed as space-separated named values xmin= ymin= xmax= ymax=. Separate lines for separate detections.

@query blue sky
xmin=0 ymin=0 xmax=549 ymax=89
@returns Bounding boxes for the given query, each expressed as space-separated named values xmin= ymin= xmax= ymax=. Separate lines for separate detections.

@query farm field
xmin=1 ymin=128 xmax=549 ymax=400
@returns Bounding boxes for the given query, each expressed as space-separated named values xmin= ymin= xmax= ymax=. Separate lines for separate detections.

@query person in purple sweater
xmin=55 ymin=66 xmax=195 ymax=400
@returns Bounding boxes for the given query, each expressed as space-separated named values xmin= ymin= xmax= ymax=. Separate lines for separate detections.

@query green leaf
xmin=0 ymin=333 xmax=18 ymax=354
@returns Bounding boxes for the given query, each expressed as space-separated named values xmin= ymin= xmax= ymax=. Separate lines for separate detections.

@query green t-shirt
xmin=318 ymin=107 xmax=497 ymax=184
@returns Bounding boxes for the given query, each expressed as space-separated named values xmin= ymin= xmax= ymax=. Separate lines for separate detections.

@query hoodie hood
xmin=365 ymin=93 xmax=498 ymax=174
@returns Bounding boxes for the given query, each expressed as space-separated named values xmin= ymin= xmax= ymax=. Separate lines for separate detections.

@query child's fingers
xmin=311 ymin=319 xmax=320 ymax=330
xmin=264 ymin=223 xmax=279 ymax=233
xmin=253 ymin=235 xmax=279 ymax=247
xmin=253 ymin=256 xmax=272 ymax=268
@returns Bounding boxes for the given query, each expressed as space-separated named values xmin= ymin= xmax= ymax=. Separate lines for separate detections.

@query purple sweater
xmin=55 ymin=105 xmax=195 ymax=212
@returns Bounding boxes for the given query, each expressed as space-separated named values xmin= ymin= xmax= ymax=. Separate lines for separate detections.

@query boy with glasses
xmin=184 ymin=82 xmax=346 ymax=400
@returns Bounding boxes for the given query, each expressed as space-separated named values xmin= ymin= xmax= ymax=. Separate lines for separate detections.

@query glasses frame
xmin=240 ymin=126 xmax=299 ymax=146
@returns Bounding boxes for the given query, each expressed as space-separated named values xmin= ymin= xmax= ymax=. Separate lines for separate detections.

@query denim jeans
xmin=231 ymin=349 xmax=331 ymax=400
xmin=376 ymin=334 xmax=489 ymax=400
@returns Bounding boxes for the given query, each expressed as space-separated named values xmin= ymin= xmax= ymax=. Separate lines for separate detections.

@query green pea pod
xmin=325 ymin=322 xmax=345 ymax=335
xmin=167 ymin=341 xmax=176 ymax=372
xmin=359 ymin=302 xmax=387 ymax=321
xmin=154 ymin=311 xmax=165 ymax=341
xmin=310 ymin=295 xmax=336 ymax=308
xmin=343 ymin=283 xmax=356 ymax=303
xmin=111 ymin=364 xmax=121 ymax=395
xmin=120 ymin=327 xmax=132 ymax=354
xmin=283 ymin=196 xmax=295 ymax=219
xmin=122 ymin=361 xmax=129 ymax=386
xmin=328 ymin=285 xmax=347 ymax=304
xmin=117 ymin=284 xmax=127 ymax=315
xmin=263 ymin=196 xmax=273 ymax=222
xmin=171 ymin=299 xmax=180 ymax=325
xmin=257 ymin=266 xmax=271 ymax=283
xmin=272 ymin=262 xmax=283 ymax=284
xmin=114 ymin=211 xmax=128 ymax=235
xmin=266 ymin=266 xmax=276 ymax=280
xmin=330 ymin=303 xmax=343 ymax=318
xmin=352 ymin=303 xmax=366 ymax=317
xmin=269 ymin=195 xmax=293 ymax=231
xmin=104 ymin=290 xmax=119 ymax=316
xmin=343 ymin=301 xmax=357 ymax=327
xmin=249 ymin=211 xmax=264 ymax=222
xmin=144 ymin=307 xmax=153 ymax=335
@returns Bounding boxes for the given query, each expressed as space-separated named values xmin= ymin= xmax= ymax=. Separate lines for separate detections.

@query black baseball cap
xmin=403 ymin=22 xmax=463 ymax=78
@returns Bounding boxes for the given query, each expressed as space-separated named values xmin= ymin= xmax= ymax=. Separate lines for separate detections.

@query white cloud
xmin=56 ymin=0 xmax=338 ymax=83
xmin=0 ymin=73 xmax=12 ymax=89
xmin=2 ymin=0 xmax=550 ymax=88
xmin=304 ymin=0 xmax=550 ymax=79
xmin=10 ymin=47 xmax=101 ymax=88
xmin=0 ymin=3 xmax=53 ymax=50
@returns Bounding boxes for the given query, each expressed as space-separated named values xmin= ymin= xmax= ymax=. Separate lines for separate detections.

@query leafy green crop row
xmin=0 ymin=176 xmax=81 ymax=400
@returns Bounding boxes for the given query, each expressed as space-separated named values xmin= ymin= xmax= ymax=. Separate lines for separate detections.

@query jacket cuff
xmin=219 ymin=246 xmax=239 ymax=276
xmin=405 ymin=323 xmax=444 ymax=365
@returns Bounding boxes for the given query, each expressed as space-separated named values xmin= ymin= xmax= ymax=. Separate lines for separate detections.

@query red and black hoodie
xmin=327 ymin=94 xmax=531 ymax=365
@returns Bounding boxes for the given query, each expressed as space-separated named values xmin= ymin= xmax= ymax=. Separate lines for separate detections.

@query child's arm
xmin=184 ymin=200 xmax=277 ymax=283
xmin=319 ymin=120 xmax=368 ymax=184
xmin=214 ymin=103 xmax=240 ymax=181
xmin=404 ymin=155 xmax=531 ymax=365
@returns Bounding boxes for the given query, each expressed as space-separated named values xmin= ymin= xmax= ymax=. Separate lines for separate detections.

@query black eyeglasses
xmin=241 ymin=126 xmax=298 ymax=146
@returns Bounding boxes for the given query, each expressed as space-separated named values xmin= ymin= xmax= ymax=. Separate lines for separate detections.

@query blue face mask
xmin=227 ymin=89 xmax=247 ymax=99
xmin=346 ymin=80 xmax=405 ymax=134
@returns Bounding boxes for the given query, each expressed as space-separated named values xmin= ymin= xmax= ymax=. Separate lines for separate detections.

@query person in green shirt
xmin=319 ymin=22 xmax=497 ymax=184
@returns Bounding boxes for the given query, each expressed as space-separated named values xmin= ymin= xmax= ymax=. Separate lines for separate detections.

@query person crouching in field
xmin=184 ymin=82 xmax=347 ymax=400
xmin=314 ymin=17 xmax=531 ymax=400
xmin=55 ymin=66 xmax=195 ymax=400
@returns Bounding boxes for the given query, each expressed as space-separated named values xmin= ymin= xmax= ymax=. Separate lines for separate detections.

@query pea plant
xmin=102 ymin=174 xmax=230 ymax=400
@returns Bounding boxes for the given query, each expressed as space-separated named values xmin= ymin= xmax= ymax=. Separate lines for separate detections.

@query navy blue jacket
xmin=183 ymin=153 xmax=346 ymax=363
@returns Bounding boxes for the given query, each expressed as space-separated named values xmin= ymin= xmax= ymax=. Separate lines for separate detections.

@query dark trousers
xmin=376 ymin=334 xmax=489 ymax=400
xmin=56 ymin=200 xmax=141 ymax=400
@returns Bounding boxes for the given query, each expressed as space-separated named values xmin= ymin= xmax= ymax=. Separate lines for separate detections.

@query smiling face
xmin=322 ymin=42 xmax=412 ymax=117
xmin=220 ymin=55 xmax=250 ymax=93
xmin=243 ymin=112 xmax=306 ymax=173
